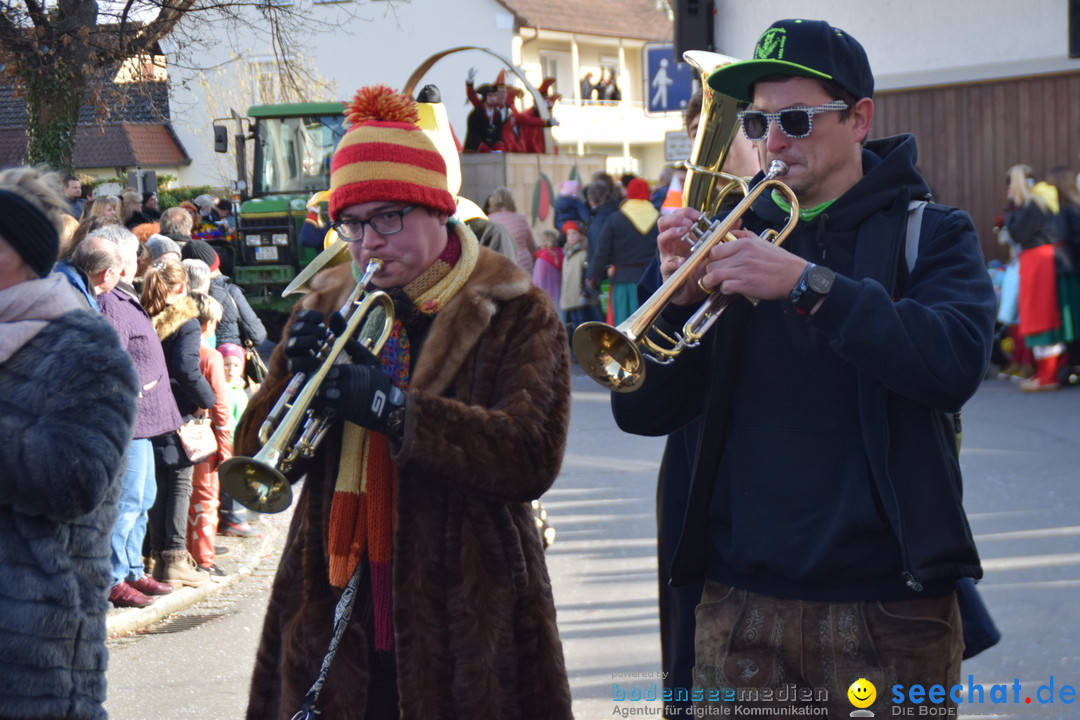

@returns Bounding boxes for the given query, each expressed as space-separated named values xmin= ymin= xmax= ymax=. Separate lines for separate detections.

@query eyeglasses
xmin=331 ymin=205 xmax=418 ymax=242
xmin=736 ymin=101 xmax=849 ymax=141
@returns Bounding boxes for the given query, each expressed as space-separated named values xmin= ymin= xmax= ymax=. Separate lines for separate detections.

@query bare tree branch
xmin=2 ymin=0 xmax=391 ymax=170
xmin=22 ymin=0 xmax=47 ymax=30
xmin=0 ymin=6 xmax=35 ymax=57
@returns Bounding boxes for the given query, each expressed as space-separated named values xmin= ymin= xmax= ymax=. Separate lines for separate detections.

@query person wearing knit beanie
xmin=240 ymin=84 xmax=573 ymax=720
xmin=0 ymin=165 xmax=139 ymax=720
xmin=329 ymin=86 xmax=456 ymax=222
xmin=587 ymin=175 xmax=660 ymax=325
xmin=145 ymin=234 xmax=181 ymax=261
xmin=181 ymin=238 xmax=221 ymax=273
xmin=0 ymin=188 xmax=60 ymax=280
xmin=216 ymin=342 xmax=246 ymax=390
xmin=328 ymin=84 xmax=457 ymax=289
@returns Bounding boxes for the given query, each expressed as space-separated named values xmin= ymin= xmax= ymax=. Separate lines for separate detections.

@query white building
xmin=709 ymin=1 xmax=1076 ymax=91
xmin=705 ymin=1 xmax=1080 ymax=256
xmin=168 ymin=0 xmax=681 ymax=192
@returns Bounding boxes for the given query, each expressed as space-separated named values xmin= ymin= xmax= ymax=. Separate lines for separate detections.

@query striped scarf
xmin=327 ymin=220 xmax=478 ymax=651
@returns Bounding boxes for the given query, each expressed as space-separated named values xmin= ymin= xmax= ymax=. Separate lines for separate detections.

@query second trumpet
xmin=572 ymin=160 xmax=799 ymax=393
xmin=219 ymin=258 xmax=394 ymax=513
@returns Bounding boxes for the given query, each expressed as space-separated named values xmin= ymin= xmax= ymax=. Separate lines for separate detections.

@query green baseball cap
xmin=708 ymin=19 xmax=874 ymax=103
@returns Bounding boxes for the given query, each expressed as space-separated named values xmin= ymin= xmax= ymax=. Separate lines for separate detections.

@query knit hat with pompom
xmin=329 ymin=85 xmax=456 ymax=221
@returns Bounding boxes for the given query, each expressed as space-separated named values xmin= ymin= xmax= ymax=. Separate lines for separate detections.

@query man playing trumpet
xmin=613 ymin=19 xmax=997 ymax=717
xmin=237 ymin=85 xmax=573 ymax=720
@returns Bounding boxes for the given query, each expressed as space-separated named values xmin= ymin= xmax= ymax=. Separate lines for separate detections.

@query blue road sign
xmin=643 ymin=43 xmax=696 ymax=116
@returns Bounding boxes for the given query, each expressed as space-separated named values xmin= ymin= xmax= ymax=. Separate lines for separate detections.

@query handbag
xmin=176 ymin=415 xmax=217 ymax=464
xmin=997 ymin=261 xmax=1020 ymax=325
xmin=244 ymin=339 xmax=268 ymax=385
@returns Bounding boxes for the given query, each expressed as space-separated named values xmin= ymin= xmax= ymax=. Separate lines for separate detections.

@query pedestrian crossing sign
xmin=643 ymin=43 xmax=696 ymax=116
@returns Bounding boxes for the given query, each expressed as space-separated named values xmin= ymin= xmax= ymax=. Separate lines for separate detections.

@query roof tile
xmin=0 ymin=123 xmax=189 ymax=169
xmin=120 ymin=124 xmax=190 ymax=166
xmin=0 ymin=80 xmax=171 ymax=129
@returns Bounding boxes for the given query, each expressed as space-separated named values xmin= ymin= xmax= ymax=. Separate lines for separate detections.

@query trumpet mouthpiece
xmin=357 ymin=258 xmax=385 ymax=290
xmin=767 ymin=160 xmax=789 ymax=178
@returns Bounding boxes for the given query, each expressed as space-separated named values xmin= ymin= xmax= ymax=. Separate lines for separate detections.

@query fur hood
xmin=151 ymin=295 xmax=199 ymax=340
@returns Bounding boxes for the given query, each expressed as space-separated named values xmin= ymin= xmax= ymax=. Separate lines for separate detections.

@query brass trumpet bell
xmin=682 ymin=50 xmax=747 ymax=217
xmin=218 ymin=454 xmax=292 ymax=514
xmin=572 ymin=321 xmax=646 ymax=392
xmin=281 ymin=235 xmax=350 ymax=297
xmin=218 ymin=258 xmax=394 ymax=513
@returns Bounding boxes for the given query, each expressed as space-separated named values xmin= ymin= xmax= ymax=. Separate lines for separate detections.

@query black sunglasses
xmin=737 ymin=101 xmax=849 ymax=141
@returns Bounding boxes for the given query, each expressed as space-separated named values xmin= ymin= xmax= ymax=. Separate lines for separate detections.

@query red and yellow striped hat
xmin=329 ymin=85 xmax=456 ymax=221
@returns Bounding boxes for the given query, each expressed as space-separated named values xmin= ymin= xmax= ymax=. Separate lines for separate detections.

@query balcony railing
xmin=550 ymin=99 xmax=684 ymax=147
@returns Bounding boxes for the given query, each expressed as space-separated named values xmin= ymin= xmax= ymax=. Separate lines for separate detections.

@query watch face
xmin=806 ymin=265 xmax=835 ymax=294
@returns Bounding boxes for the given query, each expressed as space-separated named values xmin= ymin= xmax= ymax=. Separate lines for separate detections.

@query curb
xmin=106 ymin=519 xmax=282 ymax=638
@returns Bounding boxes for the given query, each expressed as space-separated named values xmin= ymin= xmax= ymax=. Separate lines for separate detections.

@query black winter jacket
xmin=209 ymin=275 xmax=267 ymax=347
xmin=614 ymin=134 xmax=997 ymax=595
xmin=589 ymin=205 xmax=660 ymax=285
xmin=0 ymin=311 xmax=137 ymax=719
xmin=151 ymin=296 xmax=216 ymax=468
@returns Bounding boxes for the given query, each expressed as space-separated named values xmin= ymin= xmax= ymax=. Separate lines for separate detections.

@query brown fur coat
xmin=239 ymin=244 xmax=574 ymax=719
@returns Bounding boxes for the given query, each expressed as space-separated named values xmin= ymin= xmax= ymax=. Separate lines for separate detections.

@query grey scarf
xmin=0 ymin=273 xmax=84 ymax=363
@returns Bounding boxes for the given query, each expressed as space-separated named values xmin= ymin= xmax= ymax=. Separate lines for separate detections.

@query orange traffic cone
xmin=660 ymin=173 xmax=683 ymax=214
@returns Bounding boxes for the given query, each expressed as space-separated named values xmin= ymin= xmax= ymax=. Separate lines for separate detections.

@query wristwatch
xmin=790 ymin=262 xmax=835 ymax=315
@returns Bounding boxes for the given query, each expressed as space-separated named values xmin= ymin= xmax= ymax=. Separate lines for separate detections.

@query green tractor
xmin=216 ymin=102 xmax=346 ymax=324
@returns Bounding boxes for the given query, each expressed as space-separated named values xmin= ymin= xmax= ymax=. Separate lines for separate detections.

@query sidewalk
xmin=106 ymin=508 xmax=293 ymax=638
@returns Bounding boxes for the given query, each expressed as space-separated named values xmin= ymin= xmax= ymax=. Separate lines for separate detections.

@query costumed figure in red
xmin=1004 ymin=164 xmax=1066 ymax=391
xmin=517 ymin=77 xmax=561 ymax=154
xmin=463 ymin=68 xmax=508 ymax=152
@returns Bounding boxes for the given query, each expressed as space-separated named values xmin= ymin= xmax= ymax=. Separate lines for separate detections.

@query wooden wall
xmin=872 ymin=71 xmax=1080 ymax=263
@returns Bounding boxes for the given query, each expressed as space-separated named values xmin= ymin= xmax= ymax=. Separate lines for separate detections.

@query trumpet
xmin=219 ymin=259 xmax=394 ymax=513
xmin=572 ymin=160 xmax=799 ymax=393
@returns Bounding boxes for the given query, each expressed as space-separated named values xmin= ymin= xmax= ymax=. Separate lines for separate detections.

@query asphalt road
xmin=104 ymin=368 xmax=1080 ymax=719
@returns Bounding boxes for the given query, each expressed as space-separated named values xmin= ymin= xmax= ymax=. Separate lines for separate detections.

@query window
xmin=249 ymin=59 xmax=279 ymax=105
xmin=253 ymin=114 xmax=348 ymax=195
xmin=540 ymin=53 xmax=558 ymax=81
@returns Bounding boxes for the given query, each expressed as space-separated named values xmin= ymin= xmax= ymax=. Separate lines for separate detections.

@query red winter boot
xmin=1022 ymin=354 xmax=1062 ymax=392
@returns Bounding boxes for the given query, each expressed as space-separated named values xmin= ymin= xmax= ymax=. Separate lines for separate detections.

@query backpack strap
xmin=905 ymin=200 xmax=928 ymax=273
xmin=897 ymin=198 xmax=947 ymax=295
xmin=905 ymin=198 xmax=964 ymax=454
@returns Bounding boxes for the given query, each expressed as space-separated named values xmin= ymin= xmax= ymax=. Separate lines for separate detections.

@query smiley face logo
xmin=847 ymin=677 xmax=876 ymax=708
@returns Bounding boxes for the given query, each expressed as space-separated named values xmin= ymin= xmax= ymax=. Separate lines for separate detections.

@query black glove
xmin=284 ymin=310 xmax=330 ymax=375
xmin=284 ymin=310 xmax=378 ymax=375
xmin=316 ymin=363 xmax=406 ymax=439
